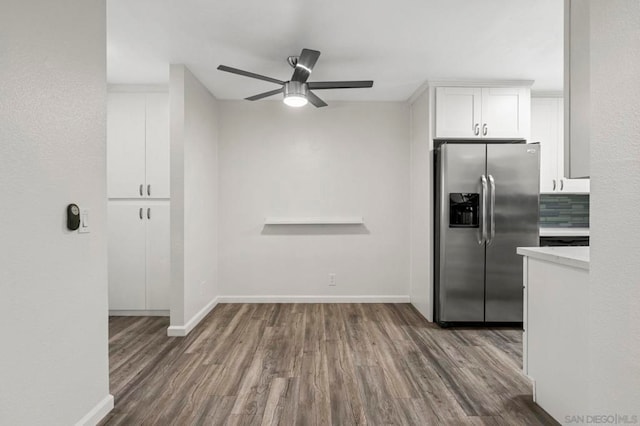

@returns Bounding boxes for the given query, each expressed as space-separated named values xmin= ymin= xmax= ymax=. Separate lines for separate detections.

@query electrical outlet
xmin=328 ymin=273 xmax=336 ymax=286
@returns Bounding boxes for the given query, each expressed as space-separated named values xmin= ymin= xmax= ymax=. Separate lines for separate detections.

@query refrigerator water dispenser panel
xmin=449 ymin=193 xmax=479 ymax=228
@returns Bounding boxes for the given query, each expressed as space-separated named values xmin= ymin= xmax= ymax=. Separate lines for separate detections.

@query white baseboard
xmin=531 ymin=378 xmax=536 ymax=403
xmin=75 ymin=394 xmax=113 ymax=426
xmin=167 ymin=297 xmax=218 ymax=337
xmin=109 ymin=310 xmax=169 ymax=317
xmin=216 ymin=295 xmax=411 ymax=303
xmin=408 ymin=300 xmax=433 ymax=322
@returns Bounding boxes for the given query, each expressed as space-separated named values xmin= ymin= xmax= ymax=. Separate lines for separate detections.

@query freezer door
xmin=437 ymin=143 xmax=487 ymax=323
xmin=485 ymin=144 xmax=540 ymax=322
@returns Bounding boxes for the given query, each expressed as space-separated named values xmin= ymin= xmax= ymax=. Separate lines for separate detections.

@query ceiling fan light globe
xmin=283 ymin=95 xmax=308 ymax=107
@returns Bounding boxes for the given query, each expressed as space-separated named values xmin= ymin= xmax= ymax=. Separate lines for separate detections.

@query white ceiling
xmin=107 ymin=0 xmax=564 ymax=102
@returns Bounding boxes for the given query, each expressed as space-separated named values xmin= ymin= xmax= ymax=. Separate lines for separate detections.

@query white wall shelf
xmin=264 ymin=216 xmax=364 ymax=225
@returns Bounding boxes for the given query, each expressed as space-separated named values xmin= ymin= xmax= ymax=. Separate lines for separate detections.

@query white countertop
xmin=517 ymin=246 xmax=590 ymax=270
xmin=539 ymin=227 xmax=590 ymax=237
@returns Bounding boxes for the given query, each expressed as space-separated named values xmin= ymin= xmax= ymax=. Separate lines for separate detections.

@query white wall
xmin=588 ymin=0 xmax=640 ymax=415
xmin=217 ymin=101 xmax=410 ymax=301
xmin=0 ymin=0 xmax=112 ymax=424
xmin=169 ymin=65 xmax=220 ymax=335
xmin=409 ymin=88 xmax=434 ymax=320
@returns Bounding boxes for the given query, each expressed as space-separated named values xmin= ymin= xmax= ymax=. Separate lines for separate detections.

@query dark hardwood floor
xmin=101 ymin=303 xmax=557 ymax=425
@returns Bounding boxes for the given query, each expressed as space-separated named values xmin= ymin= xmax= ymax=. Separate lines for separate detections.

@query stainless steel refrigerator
xmin=434 ymin=141 xmax=540 ymax=326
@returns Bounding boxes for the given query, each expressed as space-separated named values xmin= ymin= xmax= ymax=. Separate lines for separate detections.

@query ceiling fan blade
xmin=307 ymin=81 xmax=374 ymax=90
xmin=217 ymin=65 xmax=284 ymax=85
xmin=291 ymin=49 xmax=321 ymax=83
xmin=245 ymin=88 xmax=283 ymax=101
xmin=306 ymin=91 xmax=328 ymax=108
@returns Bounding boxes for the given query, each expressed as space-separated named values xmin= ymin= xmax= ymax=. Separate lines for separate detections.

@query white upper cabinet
xmin=435 ymin=87 xmax=482 ymax=138
xmin=435 ymin=86 xmax=530 ymax=139
xmin=531 ymin=97 xmax=589 ymax=194
xmin=481 ymin=88 xmax=530 ymax=139
xmin=144 ymin=93 xmax=170 ymax=198
xmin=107 ymin=92 xmax=170 ymax=199
xmin=107 ymin=94 xmax=146 ymax=198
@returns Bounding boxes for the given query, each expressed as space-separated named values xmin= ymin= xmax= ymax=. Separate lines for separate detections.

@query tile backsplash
xmin=539 ymin=194 xmax=590 ymax=228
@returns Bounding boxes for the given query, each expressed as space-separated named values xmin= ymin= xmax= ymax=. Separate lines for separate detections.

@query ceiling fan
xmin=217 ymin=48 xmax=374 ymax=108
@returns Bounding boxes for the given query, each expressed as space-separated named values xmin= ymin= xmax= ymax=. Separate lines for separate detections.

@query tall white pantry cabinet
xmin=107 ymin=91 xmax=170 ymax=314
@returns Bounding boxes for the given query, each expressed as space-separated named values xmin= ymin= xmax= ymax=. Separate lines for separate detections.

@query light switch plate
xmin=78 ymin=209 xmax=90 ymax=233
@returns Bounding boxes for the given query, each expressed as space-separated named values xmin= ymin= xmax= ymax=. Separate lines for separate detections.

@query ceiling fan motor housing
xmin=284 ymin=81 xmax=307 ymax=98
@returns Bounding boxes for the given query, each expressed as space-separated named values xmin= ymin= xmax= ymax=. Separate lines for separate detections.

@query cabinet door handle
xmin=560 ymin=179 xmax=564 ymax=191
xmin=552 ymin=179 xmax=556 ymax=191
xmin=147 ymin=184 xmax=151 ymax=196
xmin=482 ymin=123 xmax=488 ymax=136
xmin=147 ymin=208 xmax=151 ymax=220
xmin=139 ymin=207 xmax=143 ymax=220
xmin=139 ymin=184 xmax=143 ymax=196
xmin=474 ymin=123 xmax=480 ymax=136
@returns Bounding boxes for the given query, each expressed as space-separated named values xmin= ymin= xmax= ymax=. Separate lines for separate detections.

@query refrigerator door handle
xmin=480 ymin=175 xmax=488 ymax=244
xmin=488 ymin=174 xmax=496 ymax=245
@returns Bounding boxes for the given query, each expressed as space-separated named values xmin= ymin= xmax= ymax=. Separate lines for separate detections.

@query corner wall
xmin=409 ymin=88 xmax=434 ymax=321
xmin=217 ymin=101 xmax=410 ymax=301
xmin=169 ymin=65 xmax=220 ymax=336
xmin=588 ymin=0 xmax=640 ymax=414
xmin=0 ymin=0 xmax=112 ymax=424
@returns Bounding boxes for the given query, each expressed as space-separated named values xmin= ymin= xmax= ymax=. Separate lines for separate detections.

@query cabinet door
xmin=108 ymin=204 xmax=147 ymax=310
xmin=145 ymin=93 xmax=170 ymax=198
xmin=107 ymin=93 xmax=146 ymax=198
xmin=146 ymin=203 xmax=170 ymax=310
xmin=435 ymin=87 xmax=482 ymax=138
xmin=481 ymin=87 xmax=530 ymax=139
xmin=556 ymin=99 xmax=590 ymax=193
xmin=531 ymin=98 xmax=560 ymax=193
xmin=559 ymin=177 xmax=590 ymax=193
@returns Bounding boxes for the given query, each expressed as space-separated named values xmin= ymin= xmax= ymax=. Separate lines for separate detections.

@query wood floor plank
xmin=323 ymin=303 xmax=347 ymax=342
xmin=297 ymin=349 xmax=331 ymax=426
xmin=500 ymin=394 xmax=559 ymax=426
xmin=403 ymin=355 xmax=470 ymax=420
xmin=356 ymin=365 xmax=402 ymax=425
xmin=368 ymin=322 xmax=421 ymax=399
xmin=395 ymin=397 xmax=440 ymax=426
xmin=102 ymin=304 xmax=558 ymax=426
xmin=342 ymin=303 xmax=378 ymax=367
xmin=260 ymin=377 xmax=288 ymax=425
xmin=325 ymin=338 xmax=367 ymax=425
xmin=194 ymin=395 xmax=236 ymax=426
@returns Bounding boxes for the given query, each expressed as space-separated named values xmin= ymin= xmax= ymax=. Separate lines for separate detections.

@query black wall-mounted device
xmin=67 ymin=204 xmax=81 ymax=231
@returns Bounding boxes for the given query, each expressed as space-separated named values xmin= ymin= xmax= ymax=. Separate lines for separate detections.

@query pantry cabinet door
xmin=145 ymin=203 xmax=170 ymax=310
xmin=556 ymin=98 xmax=590 ymax=193
xmin=531 ymin=98 xmax=560 ymax=193
xmin=435 ymin=87 xmax=482 ymax=139
xmin=108 ymin=204 xmax=147 ymax=310
xmin=107 ymin=93 xmax=146 ymax=198
xmin=145 ymin=93 xmax=170 ymax=198
xmin=481 ymin=87 xmax=530 ymax=139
